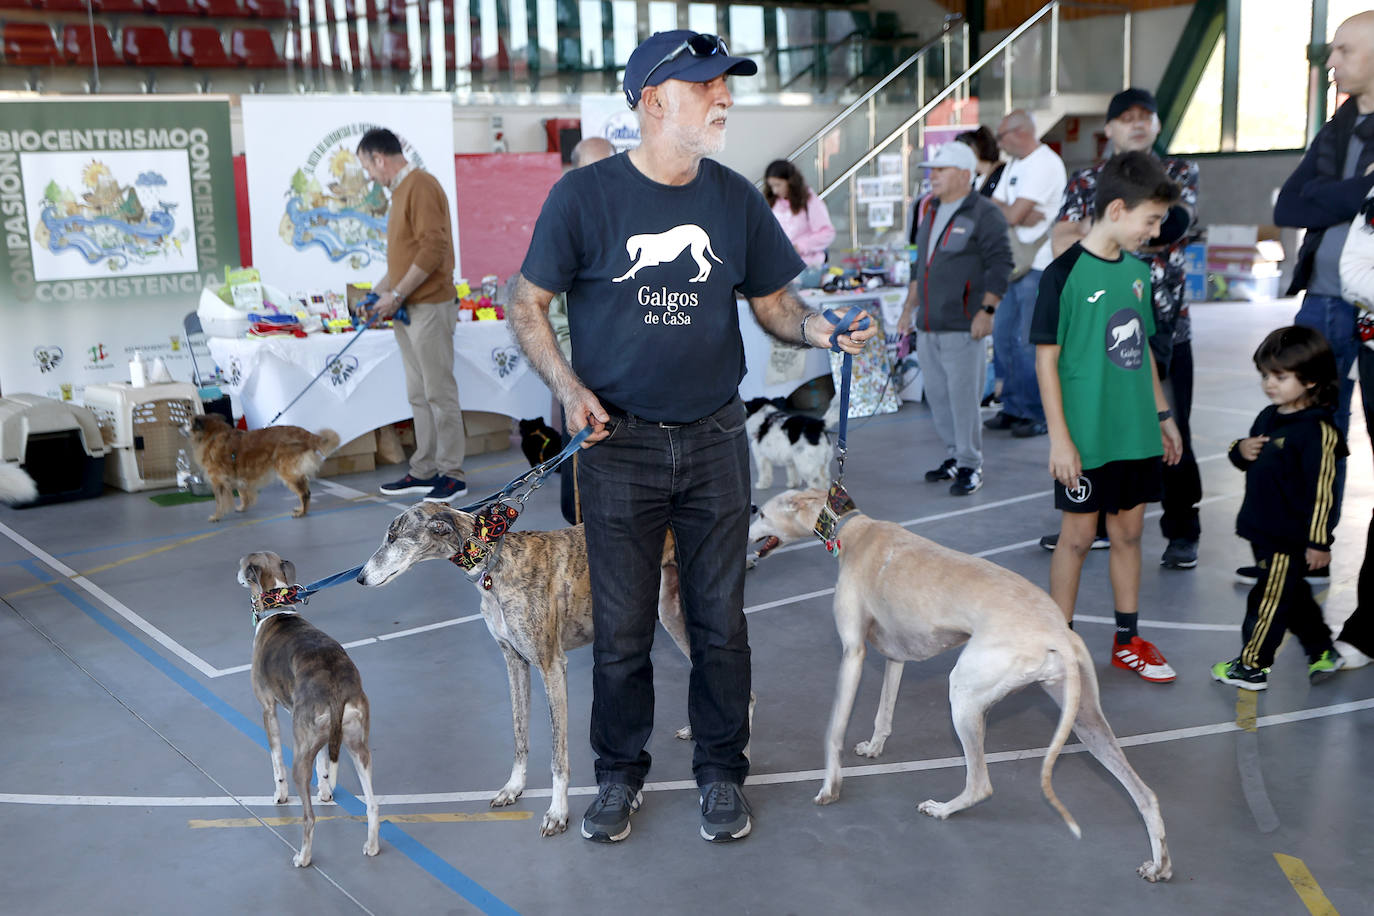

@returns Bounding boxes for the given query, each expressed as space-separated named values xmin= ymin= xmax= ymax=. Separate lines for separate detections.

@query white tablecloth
xmin=207 ymin=320 xmax=550 ymax=446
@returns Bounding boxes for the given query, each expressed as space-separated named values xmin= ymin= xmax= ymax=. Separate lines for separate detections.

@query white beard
xmin=662 ymin=91 xmax=728 ymax=157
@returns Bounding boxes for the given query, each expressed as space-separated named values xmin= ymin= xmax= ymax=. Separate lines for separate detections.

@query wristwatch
xmin=981 ymin=304 xmax=996 ymax=315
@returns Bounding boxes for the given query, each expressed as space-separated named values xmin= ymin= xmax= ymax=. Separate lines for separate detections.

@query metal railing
xmin=803 ymin=1 xmax=1132 ymax=250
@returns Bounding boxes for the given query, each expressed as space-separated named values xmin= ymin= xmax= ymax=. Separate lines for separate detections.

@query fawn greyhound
xmin=748 ymin=489 xmax=1171 ymax=882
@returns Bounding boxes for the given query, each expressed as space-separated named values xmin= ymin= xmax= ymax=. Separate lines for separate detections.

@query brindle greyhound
xmin=748 ymin=489 xmax=1171 ymax=882
xmin=357 ymin=502 xmax=708 ymax=837
xmin=239 ymin=551 xmax=380 ymax=867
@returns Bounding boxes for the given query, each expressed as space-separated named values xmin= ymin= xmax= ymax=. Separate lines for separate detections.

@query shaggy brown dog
xmin=188 ymin=414 xmax=340 ymax=522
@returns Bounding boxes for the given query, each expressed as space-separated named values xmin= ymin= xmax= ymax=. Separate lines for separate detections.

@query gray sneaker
xmin=699 ymin=781 xmax=752 ymax=842
xmin=581 ymin=783 xmax=642 ymax=843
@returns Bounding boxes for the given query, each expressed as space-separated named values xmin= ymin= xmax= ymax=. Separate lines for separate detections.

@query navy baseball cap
xmin=1107 ymin=87 xmax=1158 ymax=122
xmin=623 ymin=30 xmax=758 ymax=110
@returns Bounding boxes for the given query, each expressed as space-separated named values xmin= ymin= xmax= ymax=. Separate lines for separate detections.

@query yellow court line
xmin=3 ymin=511 xmax=299 ymax=601
xmin=1274 ymin=853 xmax=1340 ymax=915
xmin=189 ymin=810 xmax=532 ymax=829
xmin=1236 ymin=689 xmax=1258 ymax=732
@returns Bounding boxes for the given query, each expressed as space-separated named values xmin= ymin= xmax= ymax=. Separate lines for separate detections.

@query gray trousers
xmin=394 ymin=299 xmax=465 ymax=479
xmin=918 ymin=329 xmax=986 ymax=470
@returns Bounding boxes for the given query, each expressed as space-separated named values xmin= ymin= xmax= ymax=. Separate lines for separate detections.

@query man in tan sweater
xmin=357 ymin=127 xmax=465 ymax=501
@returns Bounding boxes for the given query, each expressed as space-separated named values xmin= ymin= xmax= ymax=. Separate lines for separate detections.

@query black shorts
xmin=1054 ymin=457 xmax=1163 ymax=514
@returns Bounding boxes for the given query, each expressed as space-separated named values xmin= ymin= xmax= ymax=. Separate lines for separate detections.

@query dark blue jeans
xmin=1294 ymin=293 xmax=1357 ymax=524
xmin=578 ymin=395 xmax=752 ymax=791
xmin=993 ymin=269 xmax=1045 ymax=423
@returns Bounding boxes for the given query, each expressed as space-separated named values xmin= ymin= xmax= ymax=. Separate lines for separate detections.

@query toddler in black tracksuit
xmin=1213 ymin=326 xmax=1348 ymax=690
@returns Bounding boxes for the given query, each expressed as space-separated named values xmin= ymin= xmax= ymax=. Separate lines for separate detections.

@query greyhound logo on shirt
xmin=1104 ymin=308 xmax=1144 ymax=370
xmin=612 ymin=224 xmax=723 ymax=283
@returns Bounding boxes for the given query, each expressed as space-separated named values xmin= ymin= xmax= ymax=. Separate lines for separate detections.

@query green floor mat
xmin=148 ymin=491 xmax=215 ymax=507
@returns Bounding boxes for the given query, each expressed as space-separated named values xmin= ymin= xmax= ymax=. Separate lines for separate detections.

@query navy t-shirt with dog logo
xmin=520 ymin=153 xmax=803 ymax=423
xmin=1028 ymin=242 xmax=1159 ymax=471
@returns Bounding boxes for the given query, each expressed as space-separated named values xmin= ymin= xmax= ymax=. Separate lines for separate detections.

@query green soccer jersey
xmin=1028 ymin=243 xmax=1160 ymax=470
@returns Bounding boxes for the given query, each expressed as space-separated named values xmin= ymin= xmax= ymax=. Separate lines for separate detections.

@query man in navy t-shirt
xmin=509 ymin=29 xmax=876 ymax=845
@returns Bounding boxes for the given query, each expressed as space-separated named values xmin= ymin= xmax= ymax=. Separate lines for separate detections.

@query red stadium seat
xmin=94 ymin=0 xmax=142 ymax=10
xmin=0 ymin=0 xmax=35 ymax=10
xmin=245 ymin=0 xmax=287 ymax=18
xmin=62 ymin=23 xmax=121 ymax=66
xmin=381 ymin=28 xmax=409 ymax=69
xmin=121 ymin=25 xmax=178 ymax=66
xmin=176 ymin=26 xmax=231 ymax=66
xmin=3 ymin=23 xmax=61 ymax=66
xmin=43 ymin=0 xmax=95 ymax=11
xmin=196 ymin=0 xmax=246 ymax=15
xmin=144 ymin=0 xmax=197 ymax=13
xmin=229 ymin=26 xmax=282 ymax=67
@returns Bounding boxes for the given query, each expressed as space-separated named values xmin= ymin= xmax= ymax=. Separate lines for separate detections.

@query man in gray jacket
xmin=897 ymin=142 xmax=1013 ymax=495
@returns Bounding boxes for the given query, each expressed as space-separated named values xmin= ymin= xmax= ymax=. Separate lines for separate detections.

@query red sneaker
xmin=1111 ymin=636 xmax=1176 ymax=683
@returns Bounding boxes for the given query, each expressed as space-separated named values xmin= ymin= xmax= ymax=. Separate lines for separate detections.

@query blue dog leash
xmin=822 ymin=306 xmax=871 ymax=482
xmin=256 ymin=427 xmax=593 ymax=608
xmin=265 ymin=293 xmax=409 ymax=426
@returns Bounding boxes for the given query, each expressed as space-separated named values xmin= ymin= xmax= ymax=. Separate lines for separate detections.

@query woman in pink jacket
xmin=763 ymin=159 xmax=836 ymax=267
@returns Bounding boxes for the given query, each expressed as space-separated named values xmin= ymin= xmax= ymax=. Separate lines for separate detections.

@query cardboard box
xmin=335 ymin=431 xmax=376 ymax=457
xmin=1208 ymin=224 xmax=1259 ymax=247
xmin=320 ymin=452 xmax=375 ymax=477
xmin=464 ymin=410 xmax=513 ymax=457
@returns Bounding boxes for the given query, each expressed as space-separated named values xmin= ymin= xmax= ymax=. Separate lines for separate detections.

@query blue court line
xmin=18 ymin=559 xmax=520 ymax=916
xmin=0 ymin=499 xmax=385 ymax=569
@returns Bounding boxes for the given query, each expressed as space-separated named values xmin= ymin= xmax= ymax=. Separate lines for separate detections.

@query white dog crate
xmin=83 ymin=381 xmax=202 ymax=491
xmin=0 ymin=394 xmax=108 ymax=506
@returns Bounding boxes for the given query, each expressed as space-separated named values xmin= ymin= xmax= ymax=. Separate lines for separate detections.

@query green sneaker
xmin=1308 ymin=649 xmax=1345 ymax=684
xmin=1210 ymin=657 xmax=1268 ymax=691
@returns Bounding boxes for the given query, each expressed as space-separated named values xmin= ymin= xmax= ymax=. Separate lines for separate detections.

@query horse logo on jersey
xmin=612 ymin=224 xmax=723 ymax=283
xmin=1065 ymin=476 xmax=1092 ymax=503
xmin=1104 ymin=308 xmax=1144 ymax=370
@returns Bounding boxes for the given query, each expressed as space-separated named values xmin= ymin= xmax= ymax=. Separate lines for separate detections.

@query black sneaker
xmin=699 ymin=781 xmax=752 ymax=842
xmin=950 ymin=466 xmax=982 ymax=496
xmin=1160 ymin=538 xmax=1198 ymax=570
xmin=1210 ymin=657 xmax=1268 ymax=691
xmin=1011 ymin=419 xmax=1049 ymax=438
xmin=1039 ymin=533 xmax=1110 ymax=551
xmin=924 ymin=458 xmax=958 ymax=482
xmin=980 ymin=393 xmax=1002 ymax=408
xmin=1234 ymin=565 xmax=1262 ymax=586
xmin=581 ymin=783 xmax=642 ymax=843
xmin=983 ymin=411 xmax=1018 ymax=431
xmin=379 ymin=473 xmax=439 ymax=495
xmin=423 ymin=476 xmax=468 ymax=502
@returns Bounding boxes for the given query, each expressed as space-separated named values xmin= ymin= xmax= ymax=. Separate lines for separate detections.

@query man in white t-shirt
xmin=985 ymin=109 xmax=1067 ymax=438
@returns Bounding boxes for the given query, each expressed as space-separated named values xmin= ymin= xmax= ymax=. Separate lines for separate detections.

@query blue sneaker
xmin=423 ymin=476 xmax=468 ymax=502
xmin=378 ymin=473 xmax=438 ymax=495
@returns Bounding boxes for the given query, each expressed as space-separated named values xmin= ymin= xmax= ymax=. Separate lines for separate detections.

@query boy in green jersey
xmin=1030 ymin=152 xmax=1183 ymax=682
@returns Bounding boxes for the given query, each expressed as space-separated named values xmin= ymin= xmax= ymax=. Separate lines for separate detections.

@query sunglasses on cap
xmin=634 ymin=33 xmax=729 ymax=106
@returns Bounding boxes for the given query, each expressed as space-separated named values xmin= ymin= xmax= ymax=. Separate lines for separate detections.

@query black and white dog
xmin=744 ymin=397 xmax=831 ymax=491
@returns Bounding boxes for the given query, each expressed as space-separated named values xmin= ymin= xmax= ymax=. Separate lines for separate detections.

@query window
xmin=688 ymin=3 xmax=716 ymax=37
xmin=647 ymin=1 xmax=675 ymax=35
xmin=1168 ymin=37 xmax=1223 ymax=155
xmin=579 ymin=0 xmax=603 ymax=68
xmin=1236 ymin=0 xmax=1310 ymax=151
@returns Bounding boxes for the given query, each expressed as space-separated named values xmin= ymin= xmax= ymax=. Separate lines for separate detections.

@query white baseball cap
xmin=918 ymin=142 xmax=978 ymax=173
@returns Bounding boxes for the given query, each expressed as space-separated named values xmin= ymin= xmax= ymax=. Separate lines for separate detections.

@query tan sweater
xmin=387 ymin=168 xmax=455 ymax=304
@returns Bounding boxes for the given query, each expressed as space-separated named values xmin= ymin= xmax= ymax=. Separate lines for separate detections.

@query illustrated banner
xmin=0 ymin=97 xmax=238 ymax=401
xmin=241 ymin=96 xmax=460 ymax=297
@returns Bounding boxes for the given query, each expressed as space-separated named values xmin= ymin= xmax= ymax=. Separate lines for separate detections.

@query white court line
xmin=6 ymin=697 xmax=1371 ymax=807
xmin=0 ymin=521 xmax=221 ymax=678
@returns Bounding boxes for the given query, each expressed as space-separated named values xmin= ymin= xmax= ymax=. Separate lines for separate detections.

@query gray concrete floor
xmin=2 ymin=299 xmax=1371 ymax=915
